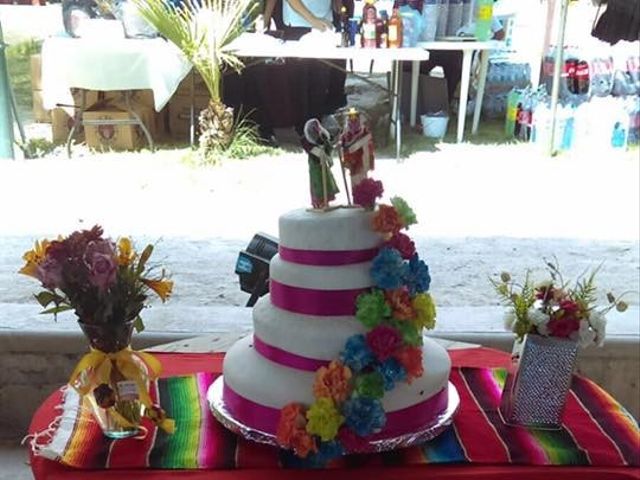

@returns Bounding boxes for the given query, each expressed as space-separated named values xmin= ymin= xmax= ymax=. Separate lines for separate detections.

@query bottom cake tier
xmin=222 ymin=335 xmax=451 ymax=438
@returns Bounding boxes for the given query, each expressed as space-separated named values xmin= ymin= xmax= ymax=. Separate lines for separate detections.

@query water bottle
xmin=461 ymin=0 xmax=472 ymax=29
xmin=446 ymin=0 xmax=463 ymax=36
xmin=436 ymin=0 xmax=449 ymax=38
xmin=611 ymin=122 xmax=627 ymax=149
xmin=474 ymin=0 xmax=493 ymax=41
xmin=421 ymin=0 xmax=439 ymax=41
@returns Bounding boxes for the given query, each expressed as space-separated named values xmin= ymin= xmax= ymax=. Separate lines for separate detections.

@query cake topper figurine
xmin=340 ymin=108 xmax=375 ymax=196
xmin=302 ymin=118 xmax=340 ymax=210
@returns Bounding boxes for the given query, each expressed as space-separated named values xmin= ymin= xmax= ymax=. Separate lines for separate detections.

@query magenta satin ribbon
xmin=253 ymin=335 xmax=330 ymax=372
xmin=270 ymin=280 xmax=366 ymax=316
xmin=223 ymin=382 xmax=449 ymax=438
xmin=278 ymin=246 xmax=379 ymax=266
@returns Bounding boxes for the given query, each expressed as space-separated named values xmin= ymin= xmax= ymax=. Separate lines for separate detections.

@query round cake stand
xmin=207 ymin=376 xmax=460 ymax=454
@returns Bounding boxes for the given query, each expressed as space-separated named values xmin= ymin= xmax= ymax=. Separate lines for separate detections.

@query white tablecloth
xmin=41 ymin=35 xmax=192 ymax=112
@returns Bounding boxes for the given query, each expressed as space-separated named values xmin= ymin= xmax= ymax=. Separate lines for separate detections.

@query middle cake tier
xmin=269 ymin=254 xmax=374 ymax=317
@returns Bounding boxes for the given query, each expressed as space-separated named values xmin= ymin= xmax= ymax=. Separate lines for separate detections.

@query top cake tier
xmin=278 ymin=208 xmax=382 ymax=265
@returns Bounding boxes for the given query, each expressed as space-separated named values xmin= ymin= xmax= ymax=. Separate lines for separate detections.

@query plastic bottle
xmin=474 ymin=0 xmax=493 ymax=41
xmin=362 ymin=0 xmax=378 ymax=48
xmin=461 ymin=0 xmax=472 ymax=29
xmin=421 ymin=0 xmax=438 ymax=41
xmin=377 ymin=10 xmax=388 ymax=47
xmin=436 ymin=0 xmax=449 ymax=39
xmin=611 ymin=122 xmax=627 ymax=149
xmin=505 ymin=88 xmax=521 ymax=137
xmin=388 ymin=8 xmax=403 ymax=48
xmin=446 ymin=0 xmax=463 ymax=36
xmin=340 ymin=6 xmax=350 ymax=47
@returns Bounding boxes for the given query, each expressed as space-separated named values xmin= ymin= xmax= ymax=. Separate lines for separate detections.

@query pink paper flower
xmin=366 ymin=324 xmax=403 ymax=361
xmin=384 ymin=232 xmax=416 ymax=260
xmin=352 ymin=178 xmax=384 ymax=209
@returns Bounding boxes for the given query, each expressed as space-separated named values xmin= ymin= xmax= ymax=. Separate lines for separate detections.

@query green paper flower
xmin=356 ymin=290 xmax=391 ymax=328
xmin=305 ymin=398 xmax=344 ymax=442
xmin=355 ymin=371 xmax=385 ymax=399
xmin=391 ymin=319 xmax=423 ymax=347
xmin=390 ymin=197 xmax=417 ymax=228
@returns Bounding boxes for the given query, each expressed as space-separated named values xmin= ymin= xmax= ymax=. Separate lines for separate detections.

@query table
xmin=40 ymin=34 xmax=192 ymax=155
xmin=417 ymin=40 xmax=502 ymax=143
xmin=28 ymin=347 xmax=640 ymax=480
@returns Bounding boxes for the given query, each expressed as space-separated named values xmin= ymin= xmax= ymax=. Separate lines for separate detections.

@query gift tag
xmin=117 ymin=381 xmax=139 ymax=401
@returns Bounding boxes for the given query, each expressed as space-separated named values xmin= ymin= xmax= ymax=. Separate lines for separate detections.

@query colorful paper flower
xmin=385 ymin=288 xmax=416 ymax=320
xmin=412 ymin=293 xmax=437 ymax=330
xmin=340 ymin=334 xmax=375 ymax=373
xmin=390 ymin=196 xmax=417 ymax=228
xmin=404 ymin=254 xmax=431 ymax=295
xmin=313 ymin=440 xmax=345 ymax=465
xmin=356 ymin=290 xmax=391 ymax=328
xmin=337 ymin=426 xmax=369 ymax=452
xmin=313 ymin=360 xmax=352 ymax=403
xmin=366 ymin=324 xmax=403 ymax=362
xmin=372 ymin=205 xmax=403 ymax=236
xmin=352 ymin=178 xmax=384 ymax=209
xmin=306 ymin=398 xmax=345 ymax=442
xmin=392 ymin=319 xmax=423 ymax=347
xmin=371 ymin=248 xmax=408 ymax=290
xmin=343 ymin=397 xmax=386 ymax=437
xmin=376 ymin=358 xmax=407 ymax=391
xmin=354 ymin=371 xmax=385 ymax=399
xmin=394 ymin=346 xmax=424 ymax=383
xmin=384 ymin=232 xmax=416 ymax=259
xmin=290 ymin=430 xmax=317 ymax=458
xmin=277 ymin=403 xmax=308 ymax=448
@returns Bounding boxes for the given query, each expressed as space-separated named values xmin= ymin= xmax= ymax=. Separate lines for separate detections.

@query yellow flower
xmin=117 ymin=237 xmax=136 ymax=266
xmin=305 ymin=398 xmax=344 ymax=442
xmin=412 ymin=293 xmax=437 ymax=330
xmin=19 ymin=239 xmax=50 ymax=278
xmin=142 ymin=278 xmax=173 ymax=302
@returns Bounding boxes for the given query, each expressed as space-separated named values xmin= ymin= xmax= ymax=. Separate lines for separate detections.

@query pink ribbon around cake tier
xmin=253 ymin=335 xmax=330 ymax=372
xmin=222 ymin=382 xmax=449 ymax=439
xmin=278 ymin=246 xmax=379 ymax=266
xmin=269 ymin=280 xmax=366 ymax=316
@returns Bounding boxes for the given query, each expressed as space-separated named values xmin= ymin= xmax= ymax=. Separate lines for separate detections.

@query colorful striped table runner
xmin=40 ymin=368 xmax=639 ymax=469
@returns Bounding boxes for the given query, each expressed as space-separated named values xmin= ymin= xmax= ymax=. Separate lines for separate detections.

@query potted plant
xmin=492 ymin=260 xmax=628 ymax=429
xmin=19 ymin=226 xmax=174 ymax=438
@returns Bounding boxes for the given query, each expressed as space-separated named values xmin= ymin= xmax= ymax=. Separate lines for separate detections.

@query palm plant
xmin=134 ymin=0 xmax=256 ymax=155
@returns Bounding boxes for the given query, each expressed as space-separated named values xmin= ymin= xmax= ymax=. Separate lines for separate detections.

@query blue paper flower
xmin=376 ymin=358 xmax=407 ymax=391
xmin=371 ymin=248 xmax=408 ymax=290
xmin=343 ymin=397 xmax=386 ymax=437
xmin=404 ymin=254 xmax=431 ymax=295
xmin=340 ymin=334 xmax=375 ymax=373
xmin=313 ymin=440 xmax=345 ymax=465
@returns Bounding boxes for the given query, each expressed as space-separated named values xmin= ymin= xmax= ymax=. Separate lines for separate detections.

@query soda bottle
xmin=575 ymin=60 xmax=590 ymax=96
xmin=362 ymin=0 xmax=378 ymax=48
xmin=388 ymin=8 xmax=403 ymax=48
xmin=474 ymin=0 xmax=493 ymax=41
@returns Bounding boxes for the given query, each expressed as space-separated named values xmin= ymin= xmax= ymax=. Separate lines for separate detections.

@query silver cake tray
xmin=207 ymin=376 xmax=460 ymax=454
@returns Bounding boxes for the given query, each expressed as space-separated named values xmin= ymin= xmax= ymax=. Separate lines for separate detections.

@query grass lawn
xmin=6 ymin=38 xmax=41 ymax=121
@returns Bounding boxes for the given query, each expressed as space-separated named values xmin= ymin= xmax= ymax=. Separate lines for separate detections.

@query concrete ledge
xmin=1 ymin=304 xmax=638 ymax=441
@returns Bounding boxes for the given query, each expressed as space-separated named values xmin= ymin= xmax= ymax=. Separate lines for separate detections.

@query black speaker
xmin=235 ymin=233 xmax=278 ymax=307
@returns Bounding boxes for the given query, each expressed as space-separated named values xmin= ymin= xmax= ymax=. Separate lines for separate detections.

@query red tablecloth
xmin=28 ymin=347 xmax=640 ymax=480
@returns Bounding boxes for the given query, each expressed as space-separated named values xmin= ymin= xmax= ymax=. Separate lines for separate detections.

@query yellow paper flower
xmin=412 ymin=293 xmax=436 ymax=330
xmin=142 ymin=278 xmax=173 ymax=302
xmin=19 ymin=239 xmax=51 ymax=278
xmin=117 ymin=237 xmax=136 ymax=266
xmin=305 ymin=398 xmax=344 ymax=442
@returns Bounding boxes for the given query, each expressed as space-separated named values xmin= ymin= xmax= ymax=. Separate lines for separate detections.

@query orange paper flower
xmin=290 ymin=429 xmax=317 ymax=458
xmin=372 ymin=205 xmax=403 ymax=236
xmin=313 ymin=360 xmax=353 ymax=404
xmin=385 ymin=288 xmax=416 ymax=321
xmin=276 ymin=403 xmax=307 ymax=447
xmin=394 ymin=346 xmax=424 ymax=383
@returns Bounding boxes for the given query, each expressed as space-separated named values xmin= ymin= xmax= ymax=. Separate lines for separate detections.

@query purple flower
xmin=84 ymin=240 xmax=117 ymax=293
xmin=404 ymin=254 xmax=431 ymax=295
xmin=36 ymin=256 xmax=63 ymax=290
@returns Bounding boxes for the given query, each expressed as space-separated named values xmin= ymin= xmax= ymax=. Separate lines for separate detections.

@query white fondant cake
xmin=222 ymin=206 xmax=451 ymax=445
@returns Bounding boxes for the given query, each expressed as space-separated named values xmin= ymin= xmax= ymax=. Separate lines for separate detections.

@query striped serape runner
xmin=40 ymin=368 xmax=639 ymax=469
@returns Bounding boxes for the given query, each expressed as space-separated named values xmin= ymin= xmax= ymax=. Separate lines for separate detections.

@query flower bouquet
xmin=20 ymin=226 xmax=175 ymax=438
xmin=492 ymin=260 xmax=627 ymax=428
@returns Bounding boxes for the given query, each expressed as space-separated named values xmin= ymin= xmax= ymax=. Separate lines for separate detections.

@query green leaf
xmin=39 ymin=305 xmax=73 ymax=315
xmin=33 ymin=291 xmax=59 ymax=308
xmin=137 ymin=244 xmax=154 ymax=274
xmin=133 ymin=316 xmax=145 ymax=333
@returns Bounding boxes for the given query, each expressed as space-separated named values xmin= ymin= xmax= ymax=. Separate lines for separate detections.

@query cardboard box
xmin=51 ymin=108 xmax=82 ymax=144
xmin=32 ymin=90 xmax=51 ymax=123
xmin=83 ymin=102 xmax=155 ymax=151
xmin=168 ymin=94 xmax=210 ymax=139
xmin=103 ymin=89 xmax=155 ymax=109
xmin=31 ymin=54 xmax=42 ymax=91
xmin=175 ymin=71 xmax=209 ymax=98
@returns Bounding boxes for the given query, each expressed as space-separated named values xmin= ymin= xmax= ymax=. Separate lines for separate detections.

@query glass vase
xmin=499 ymin=334 xmax=579 ymax=429
xmin=78 ymin=320 xmax=146 ymax=439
